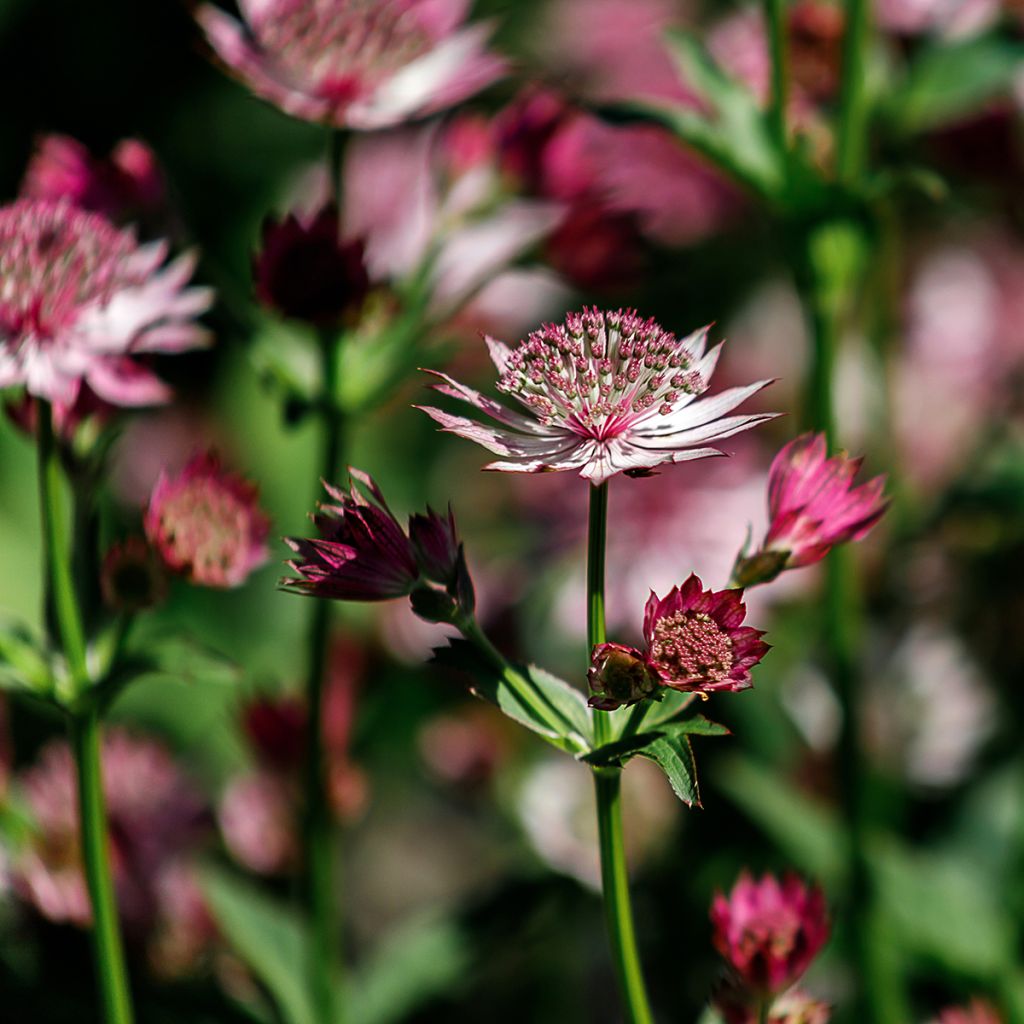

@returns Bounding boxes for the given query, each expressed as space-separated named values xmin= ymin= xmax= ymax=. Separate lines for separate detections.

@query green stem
xmin=758 ymin=1001 xmax=772 ymax=1024
xmin=836 ymin=0 xmax=871 ymax=184
xmin=763 ymin=0 xmax=790 ymax=158
xmin=36 ymin=404 xmax=89 ymax=692
xmin=588 ymin=483 xmax=654 ymax=1024
xmin=304 ymin=331 xmax=345 ymax=1024
xmin=70 ymin=709 xmax=135 ymax=1024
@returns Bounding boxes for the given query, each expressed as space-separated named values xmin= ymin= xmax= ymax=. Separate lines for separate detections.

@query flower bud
xmin=100 ymin=537 xmax=168 ymax=612
xmin=587 ymin=642 xmax=661 ymax=711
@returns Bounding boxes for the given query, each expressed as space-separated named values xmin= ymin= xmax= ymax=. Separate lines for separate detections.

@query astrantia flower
xmin=733 ymin=433 xmax=886 ymax=586
xmin=420 ymin=308 xmax=775 ymax=484
xmin=197 ymin=0 xmax=507 ymax=131
xmin=711 ymin=871 xmax=830 ymax=998
xmin=253 ymin=204 xmax=370 ymax=326
xmin=933 ymin=1000 xmax=1003 ymax=1024
xmin=145 ymin=452 xmax=270 ymax=588
xmin=282 ymin=468 xmax=469 ymax=616
xmin=588 ymin=574 xmax=768 ymax=709
xmin=0 ymin=199 xmax=211 ymax=406
xmin=715 ymin=984 xmax=832 ymax=1024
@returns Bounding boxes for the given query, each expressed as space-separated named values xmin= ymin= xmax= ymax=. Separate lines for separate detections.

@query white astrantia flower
xmin=419 ymin=306 xmax=776 ymax=484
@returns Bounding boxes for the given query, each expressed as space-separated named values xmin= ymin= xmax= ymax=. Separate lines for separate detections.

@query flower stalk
xmin=37 ymin=403 xmax=134 ymax=1024
xmin=588 ymin=482 xmax=655 ymax=1024
xmin=763 ymin=0 xmax=790 ymax=157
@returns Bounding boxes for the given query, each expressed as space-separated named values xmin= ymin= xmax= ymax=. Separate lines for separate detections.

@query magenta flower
xmin=711 ymin=872 xmax=830 ymax=998
xmin=0 ymin=199 xmax=211 ymax=407
xmin=735 ymin=433 xmax=887 ymax=586
xmin=589 ymin=574 xmax=768 ymax=709
xmin=934 ymin=1001 xmax=1004 ymax=1024
xmin=253 ymin=204 xmax=370 ymax=326
xmin=197 ymin=0 xmax=507 ymax=131
xmin=144 ymin=452 xmax=270 ymax=588
xmin=419 ymin=308 xmax=775 ymax=484
xmin=21 ymin=134 xmax=167 ymax=225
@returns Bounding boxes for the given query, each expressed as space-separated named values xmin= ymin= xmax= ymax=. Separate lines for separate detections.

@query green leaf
xmin=349 ymin=916 xmax=469 ymax=1024
xmin=637 ymin=734 xmax=702 ymax=807
xmin=201 ymin=869 xmax=319 ymax=1024
xmin=0 ymin=620 xmax=52 ymax=696
xmin=431 ymin=639 xmax=592 ymax=753
xmin=885 ymin=34 xmax=1024 ymax=135
xmin=583 ymin=709 xmax=728 ymax=769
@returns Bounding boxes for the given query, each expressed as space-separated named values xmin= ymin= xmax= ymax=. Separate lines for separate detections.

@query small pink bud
xmin=587 ymin=642 xmax=661 ymax=711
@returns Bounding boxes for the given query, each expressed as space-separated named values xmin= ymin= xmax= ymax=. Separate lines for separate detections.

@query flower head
xmin=283 ymin=468 xmax=471 ymax=619
xmin=711 ymin=871 xmax=830 ymax=997
xmin=144 ymin=452 xmax=270 ymax=588
xmin=420 ymin=308 xmax=775 ymax=484
xmin=588 ymin=574 xmax=768 ymax=709
xmin=715 ymin=985 xmax=832 ymax=1024
xmin=253 ymin=204 xmax=370 ymax=326
xmin=734 ymin=433 xmax=886 ymax=586
xmin=198 ymin=0 xmax=507 ymax=130
xmin=934 ymin=1000 xmax=1004 ymax=1024
xmin=0 ymin=199 xmax=211 ymax=406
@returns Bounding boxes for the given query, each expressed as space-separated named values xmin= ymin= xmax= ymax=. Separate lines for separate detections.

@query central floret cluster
xmin=421 ymin=307 xmax=775 ymax=484
xmin=649 ymin=609 xmax=735 ymax=684
xmin=495 ymin=308 xmax=709 ymax=439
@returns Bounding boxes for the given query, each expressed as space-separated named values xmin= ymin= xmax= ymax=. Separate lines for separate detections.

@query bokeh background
xmin=2 ymin=0 xmax=1024 ymax=1021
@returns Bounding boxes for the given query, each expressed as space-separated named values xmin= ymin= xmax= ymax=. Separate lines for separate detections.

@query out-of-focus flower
xmin=732 ymin=433 xmax=887 ymax=586
xmin=100 ymin=536 xmax=168 ymax=612
xmin=145 ymin=452 xmax=270 ymax=588
xmin=21 ymin=135 xmax=167 ymax=225
xmin=420 ymin=308 xmax=774 ymax=484
xmin=711 ymin=872 xmax=829 ymax=998
xmin=932 ymin=999 xmax=1004 ymax=1024
xmin=517 ymin=755 xmax=678 ymax=889
xmin=197 ymin=0 xmax=506 ymax=130
xmin=242 ymin=693 xmax=308 ymax=773
xmin=0 ymin=199 xmax=212 ymax=406
xmin=418 ymin=703 xmax=514 ymax=788
xmin=220 ymin=770 xmax=299 ymax=875
xmin=253 ymin=204 xmax=369 ymax=326
xmin=590 ymin=575 xmax=768 ymax=709
xmin=4 ymin=386 xmax=118 ymax=455
xmin=283 ymin=468 xmax=471 ymax=621
xmin=148 ymin=863 xmax=216 ymax=979
xmin=13 ymin=731 xmax=208 ymax=931
xmin=716 ymin=984 xmax=832 ymax=1024
xmin=875 ymin=0 xmax=999 ymax=37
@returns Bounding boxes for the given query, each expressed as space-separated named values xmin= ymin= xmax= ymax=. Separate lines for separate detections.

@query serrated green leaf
xmin=584 ymin=710 xmax=728 ymax=768
xmin=885 ymin=33 xmax=1024 ymax=135
xmin=637 ymin=734 xmax=701 ymax=807
xmin=349 ymin=916 xmax=469 ymax=1024
xmin=201 ymin=869 xmax=319 ymax=1024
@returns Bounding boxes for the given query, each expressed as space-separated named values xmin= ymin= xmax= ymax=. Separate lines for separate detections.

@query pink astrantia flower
xmin=0 ymin=199 xmax=212 ymax=406
xmin=711 ymin=871 xmax=830 ymax=998
xmin=934 ymin=1000 xmax=1004 ymax=1024
xmin=197 ymin=0 xmax=507 ymax=131
xmin=145 ymin=452 xmax=270 ymax=588
xmin=419 ymin=307 xmax=775 ymax=484
xmin=716 ymin=985 xmax=832 ymax=1024
xmin=589 ymin=574 xmax=769 ymax=709
xmin=21 ymin=135 xmax=166 ymax=224
xmin=734 ymin=433 xmax=887 ymax=586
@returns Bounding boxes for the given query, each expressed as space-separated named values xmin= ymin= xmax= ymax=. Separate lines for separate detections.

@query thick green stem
xmin=70 ymin=709 xmax=135 ymax=1024
xmin=758 ymin=1001 xmax=772 ymax=1024
xmin=304 ymin=331 xmax=345 ymax=1024
xmin=588 ymin=483 xmax=654 ymax=1024
xmin=836 ymin=0 xmax=871 ymax=183
xmin=763 ymin=0 xmax=790 ymax=158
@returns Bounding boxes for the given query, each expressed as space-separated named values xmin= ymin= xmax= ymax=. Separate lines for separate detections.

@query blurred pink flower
xmin=14 ymin=731 xmax=208 ymax=931
xmin=21 ymin=135 xmax=167 ymax=226
xmin=711 ymin=872 xmax=830 ymax=998
xmin=253 ymin=204 xmax=369 ymax=326
xmin=0 ymin=199 xmax=212 ymax=406
xmin=145 ymin=452 xmax=270 ymax=588
xmin=420 ymin=308 xmax=775 ymax=483
xmin=734 ymin=433 xmax=887 ymax=585
xmin=875 ymin=0 xmax=999 ymax=36
xmin=198 ymin=0 xmax=506 ymax=130
xmin=716 ymin=985 xmax=832 ymax=1024
xmin=220 ymin=770 xmax=299 ymax=875
xmin=933 ymin=999 xmax=1004 ymax=1024
xmin=418 ymin=704 xmax=514 ymax=788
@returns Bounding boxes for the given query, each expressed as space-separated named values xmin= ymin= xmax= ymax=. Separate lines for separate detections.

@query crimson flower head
xmin=253 ymin=205 xmax=369 ymax=326
xmin=589 ymin=575 xmax=768 ymax=710
xmin=0 ymin=199 xmax=212 ymax=407
xmin=197 ymin=0 xmax=507 ymax=131
xmin=282 ymin=468 xmax=470 ymax=618
xmin=145 ymin=453 xmax=271 ymax=588
xmin=733 ymin=433 xmax=887 ymax=587
xmin=420 ymin=308 xmax=775 ymax=485
xmin=711 ymin=872 xmax=830 ymax=998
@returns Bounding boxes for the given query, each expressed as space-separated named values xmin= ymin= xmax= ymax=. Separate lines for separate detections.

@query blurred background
xmin=2 ymin=0 xmax=1024 ymax=1021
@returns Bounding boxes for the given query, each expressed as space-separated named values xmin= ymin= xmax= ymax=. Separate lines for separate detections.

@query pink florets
xmin=711 ymin=872 xmax=830 ymax=998
xmin=0 ymin=199 xmax=211 ymax=407
xmin=934 ymin=1000 xmax=1004 ymax=1024
xmin=197 ymin=0 xmax=507 ymax=130
xmin=144 ymin=452 xmax=270 ymax=588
